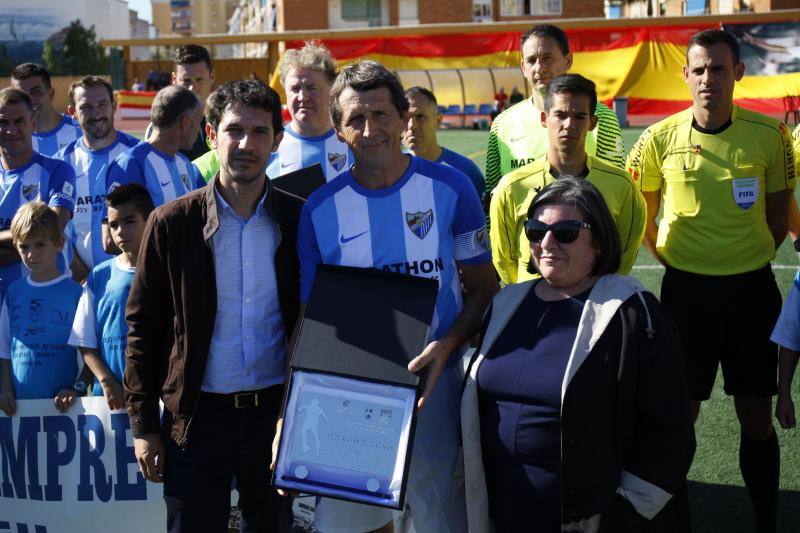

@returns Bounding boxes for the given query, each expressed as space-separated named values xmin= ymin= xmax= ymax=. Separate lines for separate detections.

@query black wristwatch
xmin=794 ymin=237 xmax=800 ymax=252
xmin=72 ymin=380 xmax=88 ymax=396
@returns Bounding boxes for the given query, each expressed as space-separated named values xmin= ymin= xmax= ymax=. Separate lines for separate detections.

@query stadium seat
xmin=478 ymin=103 xmax=493 ymax=115
xmin=463 ymin=104 xmax=477 ymax=115
xmin=438 ymin=105 xmax=447 ymax=115
xmin=438 ymin=104 xmax=464 ymax=128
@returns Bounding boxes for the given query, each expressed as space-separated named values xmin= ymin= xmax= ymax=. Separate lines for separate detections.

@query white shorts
xmin=314 ymin=365 xmax=467 ymax=533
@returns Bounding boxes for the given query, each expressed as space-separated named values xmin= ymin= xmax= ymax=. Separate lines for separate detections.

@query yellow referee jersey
xmin=484 ymin=98 xmax=625 ymax=196
xmin=490 ymin=154 xmax=646 ymax=285
xmin=795 ymin=123 xmax=800 ymax=171
xmin=627 ymin=106 xmax=796 ymax=276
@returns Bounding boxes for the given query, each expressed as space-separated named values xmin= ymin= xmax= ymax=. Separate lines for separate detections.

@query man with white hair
xmin=266 ymin=42 xmax=352 ymax=182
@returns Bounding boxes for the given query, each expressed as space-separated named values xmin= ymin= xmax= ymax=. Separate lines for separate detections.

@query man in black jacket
xmin=125 ymin=80 xmax=298 ymax=533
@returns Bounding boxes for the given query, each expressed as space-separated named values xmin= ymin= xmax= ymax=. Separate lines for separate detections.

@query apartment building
xmin=619 ymin=0 xmax=797 ymax=17
xmin=227 ymin=0 xmax=603 ymax=33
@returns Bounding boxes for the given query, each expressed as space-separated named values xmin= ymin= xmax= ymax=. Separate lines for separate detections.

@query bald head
xmin=150 ymin=85 xmax=200 ymax=129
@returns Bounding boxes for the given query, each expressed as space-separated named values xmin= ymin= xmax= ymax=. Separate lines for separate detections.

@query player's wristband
xmin=72 ymin=380 xmax=88 ymax=396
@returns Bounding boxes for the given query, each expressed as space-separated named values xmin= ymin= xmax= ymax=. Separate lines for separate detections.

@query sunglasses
xmin=524 ymin=219 xmax=591 ymax=244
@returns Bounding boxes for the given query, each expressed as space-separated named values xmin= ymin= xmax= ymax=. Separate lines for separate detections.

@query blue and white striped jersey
xmin=0 ymin=152 xmax=76 ymax=295
xmin=32 ymin=114 xmax=82 ymax=157
xmin=69 ymin=256 xmax=135 ymax=394
xmin=57 ymin=131 xmax=140 ymax=269
xmin=438 ymin=147 xmax=485 ymax=199
xmin=105 ymin=141 xmax=205 ymax=207
xmin=298 ymin=156 xmax=490 ymax=342
xmin=267 ymin=127 xmax=352 ymax=182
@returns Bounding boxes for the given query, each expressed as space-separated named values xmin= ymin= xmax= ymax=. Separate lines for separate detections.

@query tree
xmin=42 ymin=20 xmax=107 ymax=75
xmin=42 ymin=39 xmax=62 ymax=75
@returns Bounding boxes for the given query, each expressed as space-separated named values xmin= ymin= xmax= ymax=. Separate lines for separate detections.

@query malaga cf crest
xmin=22 ymin=184 xmax=39 ymax=202
xmin=406 ymin=209 xmax=434 ymax=240
xmin=180 ymin=174 xmax=191 ymax=191
xmin=328 ymin=152 xmax=347 ymax=172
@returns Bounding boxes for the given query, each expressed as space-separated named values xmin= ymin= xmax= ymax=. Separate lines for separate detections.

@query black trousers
xmin=163 ymin=385 xmax=292 ymax=533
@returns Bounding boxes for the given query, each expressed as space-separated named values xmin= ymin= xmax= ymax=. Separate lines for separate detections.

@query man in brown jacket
xmin=124 ymin=80 xmax=300 ymax=533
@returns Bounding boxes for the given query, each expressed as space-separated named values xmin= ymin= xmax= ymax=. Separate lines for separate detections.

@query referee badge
xmin=732 ymin=177 xmax=758 ymax=210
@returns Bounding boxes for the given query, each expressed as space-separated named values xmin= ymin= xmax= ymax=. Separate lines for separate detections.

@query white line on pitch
xmin=633 ymin=264 xmax=799 ymax=270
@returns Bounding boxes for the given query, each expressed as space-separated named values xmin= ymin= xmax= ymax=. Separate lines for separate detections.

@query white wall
xmin=86 ymin=0 xmax=133 ymax=40
xmin=0 ymin=0 xmax=132 ymax=42
xmin=131 ymin=13 xmax=153 ymax=60
xmin=398 ymin=0 xmax=419 ymax=26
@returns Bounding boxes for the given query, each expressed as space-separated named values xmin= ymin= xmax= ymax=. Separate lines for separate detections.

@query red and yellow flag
xmin=277 ymin=20 xmax=800 ymax=117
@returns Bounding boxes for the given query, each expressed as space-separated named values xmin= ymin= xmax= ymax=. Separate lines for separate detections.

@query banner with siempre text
xmin=0 ymin=398 xmax=164 ymax=533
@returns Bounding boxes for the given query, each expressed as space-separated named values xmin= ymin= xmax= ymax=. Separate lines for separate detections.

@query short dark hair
xmin=150 ymin=85 xmax=200 ymax=129
xmin=68 ymin=76 xmax=114 ymax=107
xmin=105 ymin=183 xmax=155 ymax=221
xmin=174 ymin=44 xmax=212 ymax=71
xmin=521 ymin=24 xmax=569 ymax=56
xmin=405 ymin=86 xmax=438 ymax=108
xmin=205 ymin=79 xmax=283 ymax=134
xmin=526 ymin=177 xmax=621 ymax=277
xmin=0 ymin=87 xmax=34 ymax=113
xmin=544 ymin=74 xmax=597 ymax=116
xmin=330 ymin=60 xmax=408 ymax=128
xmin=11 ymin=63 xmax=52 ymax=89
xmin=687 ymin=29 xmax=740 ymax=65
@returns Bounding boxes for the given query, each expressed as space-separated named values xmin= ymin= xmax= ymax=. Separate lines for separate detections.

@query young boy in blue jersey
xmin=0 ymin=202 xmax=86 ymax=416
xmin=69 ymin=184 xmax=153 ymax=410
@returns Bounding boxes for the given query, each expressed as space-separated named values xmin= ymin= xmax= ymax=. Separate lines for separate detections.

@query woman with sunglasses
xmin=460 ymin=178 xmax=695 ymax=532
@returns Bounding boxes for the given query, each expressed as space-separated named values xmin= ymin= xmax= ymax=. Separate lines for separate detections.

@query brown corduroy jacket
xmin=124 ymin=176 xmax=302 ymax=446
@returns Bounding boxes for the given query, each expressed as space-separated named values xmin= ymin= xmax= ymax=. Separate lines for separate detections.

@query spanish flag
xmin=276 ymin=20 xmax=800 ymax=117
xmin=116 ymin=90 xmax=157 ymax=119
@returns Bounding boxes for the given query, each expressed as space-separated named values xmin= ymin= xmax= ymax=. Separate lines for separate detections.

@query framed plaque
xmin=273 ymin=370 xmax=417 ymax=508
xmin=273 ymin=265 xmax=437 ymax=509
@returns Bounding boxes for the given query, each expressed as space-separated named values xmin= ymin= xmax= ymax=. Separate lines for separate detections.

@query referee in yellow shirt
xmin=786 ymin=125 xmax=800 ymax=251
xmin=627 ymin=30 xmax=795 ymax=533
xmin=490 ymin=74 xmax=645 ymax=285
